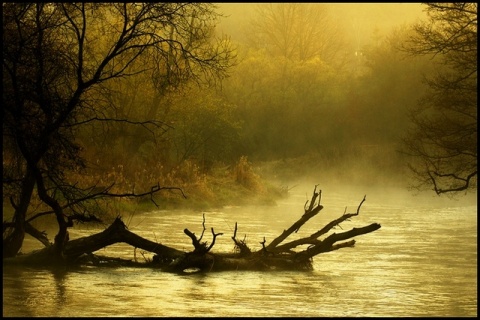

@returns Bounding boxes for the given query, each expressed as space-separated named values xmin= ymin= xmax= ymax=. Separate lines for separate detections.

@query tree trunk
xmin=4 ymin=186 xmax=381 ymax=273
xmin=64 ymin=217 xmax=185 ymax=262
xmin=3 ymin=167 xmax=37 ymax=258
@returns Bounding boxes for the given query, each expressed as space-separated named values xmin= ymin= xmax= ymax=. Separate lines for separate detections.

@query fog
xmin=4 ymin=3 xmax=475 ymax=217
xmin=210 ymin=3 xmax=475 ymax=206
xmin=216 ymin=3 xmax=425 ymax=47
xmin=3 ymin=4 xmax=476 ymax=317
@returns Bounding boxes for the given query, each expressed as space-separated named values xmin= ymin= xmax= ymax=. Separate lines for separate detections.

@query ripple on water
xmin=2 ymin=196 xmax=477 ymax=317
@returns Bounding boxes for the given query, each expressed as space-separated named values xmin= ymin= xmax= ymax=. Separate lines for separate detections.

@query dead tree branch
xmin=5 ymin=186 xmax=381 ymax=273
xmin=266 ymin=185 xmax=323 ymax=251
xmin=231 ymin=222 xmax=251 ymax=255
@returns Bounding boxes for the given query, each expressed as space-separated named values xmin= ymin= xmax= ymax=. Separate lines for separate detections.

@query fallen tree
xmin=4 ymin=186 xmax=381 ymax=273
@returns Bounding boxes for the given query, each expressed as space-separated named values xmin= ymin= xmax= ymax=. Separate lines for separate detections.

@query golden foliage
xmin=232 ymin=156 xmax=265 ymax=193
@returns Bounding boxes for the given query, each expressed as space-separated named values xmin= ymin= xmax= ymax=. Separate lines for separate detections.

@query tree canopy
xmin=3 ymin=3 xmax=235 ymax=259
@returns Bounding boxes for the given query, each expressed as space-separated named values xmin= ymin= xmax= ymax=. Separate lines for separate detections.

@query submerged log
xmin=5 ymin=186 xmax=381 ymax=273
xmin=155 ymin=186 xmax=381 ymax=273
xmin=64 ymin=217 xmax=184 ymax=262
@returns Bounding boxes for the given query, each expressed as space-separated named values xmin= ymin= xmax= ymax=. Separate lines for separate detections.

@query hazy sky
xmin=216 ymin=3 xmax=426 ymax=47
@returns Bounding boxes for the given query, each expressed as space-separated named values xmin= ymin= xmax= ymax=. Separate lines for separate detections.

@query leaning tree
xmin=2 ymin=3 xmax=235 ymax=260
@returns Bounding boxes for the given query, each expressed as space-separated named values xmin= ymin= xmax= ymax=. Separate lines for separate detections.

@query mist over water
xmin=3 ymin=3 xmax=476 ymax=317
xmin=4 ymin=184 xmax=476 ymax=317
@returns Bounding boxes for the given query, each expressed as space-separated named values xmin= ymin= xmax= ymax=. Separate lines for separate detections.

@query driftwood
xmin=158 ymin=186 xmax=380 ymax=272
xmin=4 ymin=186 xmax=381 ymax=273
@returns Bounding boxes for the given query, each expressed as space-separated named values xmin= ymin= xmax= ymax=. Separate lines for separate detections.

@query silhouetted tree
xmin=2 ymin=3 xmax=235 ymax=260
xmin=400 ymin=3 xmax=477 ymax=195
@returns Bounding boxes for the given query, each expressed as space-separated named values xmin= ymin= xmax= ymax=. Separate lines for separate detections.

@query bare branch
xmin=266 ymin=186 xmax=323 ymax=250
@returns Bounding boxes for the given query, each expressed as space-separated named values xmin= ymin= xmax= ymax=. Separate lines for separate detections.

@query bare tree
xmin=246 ymin=3 xmax=347 ymax=65
xmin=400 ymin=3 xmax=477 ymax=195
xmin=2 ymin=3 xmax=235 ymax=260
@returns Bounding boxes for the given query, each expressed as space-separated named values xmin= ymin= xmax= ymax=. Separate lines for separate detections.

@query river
xmin=2 ymin=184 xmax=477 ymax=317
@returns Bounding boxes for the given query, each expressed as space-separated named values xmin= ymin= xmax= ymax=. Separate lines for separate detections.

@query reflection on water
xmin=3 ymin=187 xmax=477 ymax=317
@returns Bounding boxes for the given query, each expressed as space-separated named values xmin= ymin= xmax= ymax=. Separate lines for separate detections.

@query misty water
xmin=3 ymin=185 xmax=477 ymax=317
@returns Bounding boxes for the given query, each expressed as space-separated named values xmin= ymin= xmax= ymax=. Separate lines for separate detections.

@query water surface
xmin=3 ymin=186 xmax=477 ymax=317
